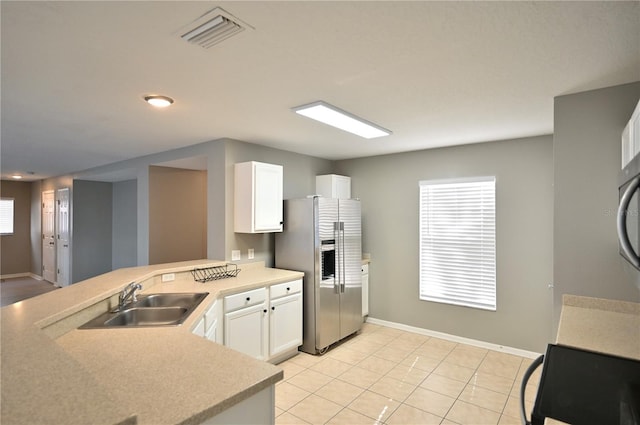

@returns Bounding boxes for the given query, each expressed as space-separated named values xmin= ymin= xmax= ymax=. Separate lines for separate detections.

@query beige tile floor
xmin=275 ymin=322 xmax=545 ymax=425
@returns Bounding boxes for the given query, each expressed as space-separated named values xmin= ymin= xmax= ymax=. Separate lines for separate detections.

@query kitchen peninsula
xmin=1 ymin=260 xmax=303 ymax=425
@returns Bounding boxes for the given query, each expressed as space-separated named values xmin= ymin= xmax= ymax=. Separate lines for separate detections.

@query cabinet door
xmin=204 ymin=299 xmax=222 ymax=343
xmin=224 ymin=303 xmax=268 ymax=360
xmin=334 ymin=175 xmax=351 ymax=200
xmin=269 ymin=292 xmax=302 ymax=358
xmin=205 ymin=317 xmax=219 ymax=343
xmin=235 ymin=161 xmax=283 ymax=233
xmin=254 ymin=163 xmax=283 ymax=232
xmin=193 ymin=316 xmax=206 ymax=338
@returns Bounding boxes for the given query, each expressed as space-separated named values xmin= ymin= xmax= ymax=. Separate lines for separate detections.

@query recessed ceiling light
xmin=11 ymin=174 xmax=23 ymax=180
xmin=292 ymin=101 xmax=391 ymax=139
xmin=144 ymin=95 xmax=174 ymax=108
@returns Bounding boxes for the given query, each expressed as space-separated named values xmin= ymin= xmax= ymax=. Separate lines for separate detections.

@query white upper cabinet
xmin=316 ymin=174 xmax=351 ymax=199
xmin=234 ymin=161 xmax=283 ymax=233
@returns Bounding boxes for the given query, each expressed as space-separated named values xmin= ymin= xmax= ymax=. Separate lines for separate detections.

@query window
xmin=0 ymin=198 xmax=15 ymax=235
xmin=419 ymin=177 xmax=496 ymax=311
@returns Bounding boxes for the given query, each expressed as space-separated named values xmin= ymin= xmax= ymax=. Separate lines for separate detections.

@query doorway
xmin=42 ymin=188 xmax=71 ymax=286
xmin=41 ymin=191 xmax=55 ymax=283
xmin=56 ymin=188 xmax=70 ymax=286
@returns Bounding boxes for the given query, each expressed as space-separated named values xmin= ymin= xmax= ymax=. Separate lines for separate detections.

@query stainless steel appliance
xmin=275 ymin=196 xmax=362 ymax=354
xmin=618 ymin=99 xmax=640 ymax=283
xmin=520 ymin=344 xmax=640 ymax=425
xmin=618 ymin=156 xmax=640 ymax=274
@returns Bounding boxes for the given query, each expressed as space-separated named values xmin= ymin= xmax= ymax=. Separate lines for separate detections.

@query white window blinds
xmin=419 ymin=177 xmax=496 ymax=311
xmin=0 ymin=198 xmax=15 ymax=235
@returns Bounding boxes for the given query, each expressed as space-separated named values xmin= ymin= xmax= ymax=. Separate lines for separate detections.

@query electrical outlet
xmin=161 ymin=273 xmax=175 ymax=282
xmin=231 ymin=250 xmax=241 ymax=261
xmin=248 ymin=248 xmax=255 ymax=259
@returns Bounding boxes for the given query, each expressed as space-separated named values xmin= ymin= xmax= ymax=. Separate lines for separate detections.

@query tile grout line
xmin=275 ymin=322 xmax=533 ymax=425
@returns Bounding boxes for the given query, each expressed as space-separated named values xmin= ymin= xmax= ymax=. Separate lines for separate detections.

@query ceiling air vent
xmin=180 ymin=7 xmax=251 ymax=49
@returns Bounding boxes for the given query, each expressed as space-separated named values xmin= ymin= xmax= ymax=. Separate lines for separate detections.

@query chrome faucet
xmin=117 ymin=282 xmax=142 ymax=311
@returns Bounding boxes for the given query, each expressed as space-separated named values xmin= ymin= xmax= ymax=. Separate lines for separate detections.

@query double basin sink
xmin=80 ymin=292 xmax=209 ymax=329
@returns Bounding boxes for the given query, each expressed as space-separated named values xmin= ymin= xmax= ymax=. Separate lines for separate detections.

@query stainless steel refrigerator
xmin=275 ymin=196 xmax=363 ymax=354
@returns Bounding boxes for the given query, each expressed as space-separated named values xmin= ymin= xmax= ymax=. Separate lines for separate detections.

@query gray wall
xmin=72 ymin=180 xmax=112 ymax=283
xmin=71 ymin=138 xmax=332 ymax=269
xmin=0 ymin=180 xmax=32 ymax=275
xmin=336 ymin=136 xmax=554 ymax=352
xmin=553 ymin=82 xmax=640 ymax=329
xmin=72 ymin=139 xmax=226 ymax=266
xmin=30 ymin=180 xmax=42 ymax=276
xmin=148 ymin=166 xmax=207 ymax=265
xmin=112 ymin=179 xmax=137 ymax=269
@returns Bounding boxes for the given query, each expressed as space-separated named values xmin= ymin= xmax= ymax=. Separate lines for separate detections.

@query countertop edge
xmin=562 ymin=293 xmax=640 ymax=315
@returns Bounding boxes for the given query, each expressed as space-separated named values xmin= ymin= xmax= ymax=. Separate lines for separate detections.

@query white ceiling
xmin=2 ymin=1 xmax=639 ymax=181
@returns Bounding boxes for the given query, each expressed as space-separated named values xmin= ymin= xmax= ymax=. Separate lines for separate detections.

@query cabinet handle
xmin=286 ymin=287 xmax=290 ymax=291
xmin=263 ymin=309 xmax=267 ymax=313
xmin=246 ymin=297 xmax=250 ymax=302
xmin=271 ymin=306 xmax=275 ymax=311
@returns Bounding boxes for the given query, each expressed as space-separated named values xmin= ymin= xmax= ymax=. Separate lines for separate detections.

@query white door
xmin=56 ymin=188 xmax=70 ymax=287
xmin=269 ymin=293 xmax=302 ymax=358
xmin=224 ymin=303 xmax=268 ymax=360
xmin=42 ymin=191 xmax=56 ymax=283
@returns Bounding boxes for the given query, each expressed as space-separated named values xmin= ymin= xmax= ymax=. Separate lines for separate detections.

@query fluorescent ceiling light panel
xmin=293 ymin=101 xmax=391 ymax=139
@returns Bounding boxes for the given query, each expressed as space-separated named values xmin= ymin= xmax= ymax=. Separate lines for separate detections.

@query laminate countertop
xmin=1 ymin=260 xmax=303 ymax=425
xmin=556 ymin=294 xmax=640 ymax=360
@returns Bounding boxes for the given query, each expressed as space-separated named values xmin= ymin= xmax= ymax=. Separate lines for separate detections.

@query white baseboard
xmin=365 ymin=316 xmax=541 ymax=359
xmin=1 ymin=272 xmax=43 ymax=280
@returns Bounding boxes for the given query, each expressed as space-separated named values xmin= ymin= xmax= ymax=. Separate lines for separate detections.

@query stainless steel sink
xmin=131 ymin=292 xmax=208 ymax=309
xmin=103 ymin=307 xmax=188 ymax=327
xmin=79 ymin=292 xmax=209 ymax=329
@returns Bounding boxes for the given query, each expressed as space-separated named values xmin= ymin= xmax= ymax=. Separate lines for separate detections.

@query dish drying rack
xmin=191 ymin=263 xmax=240 ymax=283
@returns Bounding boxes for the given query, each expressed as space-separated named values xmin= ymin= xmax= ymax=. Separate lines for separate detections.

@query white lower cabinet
xmin=193 ymin=280 xmax=302 ymax=362
xmin=193 ymin=316 xmax=206 ymax=337
xmin=192 ymin=299 xmax=222 ymax=344
xmin=225 ymin=301 xmax=269 ymax=361
xmin=269 ymin=280 xmax=303 ymax=359
xmin=224 ymin=288 xmax=269 ymax=361
xmin=222 ymin=279 xmax=302 ymax=362
xmin=204 ymin=299 xmax=222 ymax=344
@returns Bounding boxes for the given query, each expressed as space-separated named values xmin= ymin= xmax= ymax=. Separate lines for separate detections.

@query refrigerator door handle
xmin=340 ymin=222 xmax=346 ymax=293
xmin=333 ymin=222 xmax=341 ymax=294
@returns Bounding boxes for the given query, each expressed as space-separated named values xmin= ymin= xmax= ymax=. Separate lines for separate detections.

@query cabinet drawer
xmin=270 ymin=279 xmax=302 ymax=299
xmin=224 ymin=287 xmax=267 ymax=312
